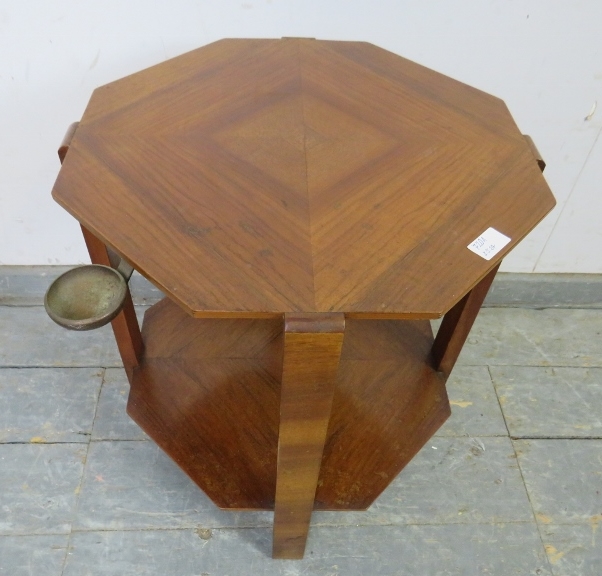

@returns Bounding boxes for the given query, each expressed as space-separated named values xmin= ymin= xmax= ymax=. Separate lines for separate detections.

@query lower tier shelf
xmin=127 ymin=298 xmax=450 ymax=511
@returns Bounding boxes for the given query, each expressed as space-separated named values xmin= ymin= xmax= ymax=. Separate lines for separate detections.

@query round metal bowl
xmin=44 ymin=265 xmax=127 ymax=331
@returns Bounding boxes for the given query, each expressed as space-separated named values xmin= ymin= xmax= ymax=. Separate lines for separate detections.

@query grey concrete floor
xmin=1 ymin=304 xmax=601 ymax=575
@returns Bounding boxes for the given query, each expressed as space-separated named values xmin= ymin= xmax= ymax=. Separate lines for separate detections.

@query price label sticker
xmin=467 ymin=227 xmax=511 ymax=260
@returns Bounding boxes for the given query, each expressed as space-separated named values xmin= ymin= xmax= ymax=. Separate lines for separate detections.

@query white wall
xmin=1 ymin=0 xmax=600 ymax=272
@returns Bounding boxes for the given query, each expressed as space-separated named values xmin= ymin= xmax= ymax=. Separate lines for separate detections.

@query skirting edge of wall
xmin=1 ymin=266 xmax=601 ymax=310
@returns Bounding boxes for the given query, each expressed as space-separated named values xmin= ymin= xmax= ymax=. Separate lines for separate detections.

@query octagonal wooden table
xmin=52 ymin=38 xmax=555 ymax=559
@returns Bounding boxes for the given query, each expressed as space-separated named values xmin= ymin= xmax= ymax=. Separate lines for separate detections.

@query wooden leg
xmin=81 ymin=225 xmax=144 ymax=382
xmin=273 ymin=313 xmax=345 ymax=559
xmin=431 ymin=264 xmax=500 ymax=378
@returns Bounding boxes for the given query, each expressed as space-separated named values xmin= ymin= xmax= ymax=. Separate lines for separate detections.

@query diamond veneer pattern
xmin=52 ymin=38 xmax=555 ymax=318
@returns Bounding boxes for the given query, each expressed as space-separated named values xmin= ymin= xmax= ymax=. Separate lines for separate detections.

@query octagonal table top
xmin=52 ymin=38 xmax=555 ymax=318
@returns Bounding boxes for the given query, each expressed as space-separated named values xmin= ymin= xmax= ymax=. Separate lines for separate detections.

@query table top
xmin=52 ymin=38 xmax=555 ymax=318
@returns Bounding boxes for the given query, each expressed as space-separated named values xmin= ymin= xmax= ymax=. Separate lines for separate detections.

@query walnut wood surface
xmin=128 ymin=299 xmax=283 ymax=509
xmin=52 ymin=41 xmax=554 ymax=561
xmin=58 ymin=122 xmax=79 ymax=163
xmin=126 ymin=299 xmax=449 ymax=515
xmin=316 ymin=318 xmax=449 ymax=509
xmin=273 ymin=313 xmax=344 ymax=559
xmin=430 ymin=140 xmax=546 ymax=378
xmin=52 ymin=38 xmax=556 ymax=318
xmin=432 ymin=264 xmax=500 ymax=378
xmin=80 ymin=226 xmax=144 ymax=382
xmin=57 ymin=124 xmax=143 ymax=383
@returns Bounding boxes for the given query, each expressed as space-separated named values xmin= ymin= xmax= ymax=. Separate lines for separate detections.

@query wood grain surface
xmin=272 ymin=313 xmax=344 ymax=558
xmin=127 ymin=299 xmax=283 ymax=509
xmin=431 ymin=136 xmax=546 ymax=376
xmin=315 ymin=318 xmax=449 ymax=510
xmin=57 ymin=123 xmax=143 ymax=383
xmin=51 ymin=40 xmax=554 ymax=561
xmin=125 ymin=300 xmax=449 ymax=514
xmin=51 ymin=38 xmax=556 ymax=319
xmin=432 ymin=264 xmax=500 ymax=377
xmin=80 ymin=226 xmax=144 ymax=383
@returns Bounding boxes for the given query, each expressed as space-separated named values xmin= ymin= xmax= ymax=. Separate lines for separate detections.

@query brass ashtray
xmin=44 ymin=265 xmax=128 ymax=331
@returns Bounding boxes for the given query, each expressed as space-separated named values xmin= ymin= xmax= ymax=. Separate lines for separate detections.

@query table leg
xmin=57 ymin=122 xmax=143 ymax=381
xmin=431 ymin=264 xmax=499 ymax=378
xmin=81 ymin=225 xmax=144 ymax=382
xmin=273 ymin=313 xmax=345 ymax=559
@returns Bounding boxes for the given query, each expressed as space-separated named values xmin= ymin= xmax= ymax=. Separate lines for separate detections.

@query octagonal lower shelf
xmin=127 ymin=298 xmax=450 ymax=511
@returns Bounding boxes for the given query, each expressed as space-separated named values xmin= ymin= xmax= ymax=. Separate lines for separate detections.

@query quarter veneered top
xmin=52 ymin=38 xmax=555 ymax=318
